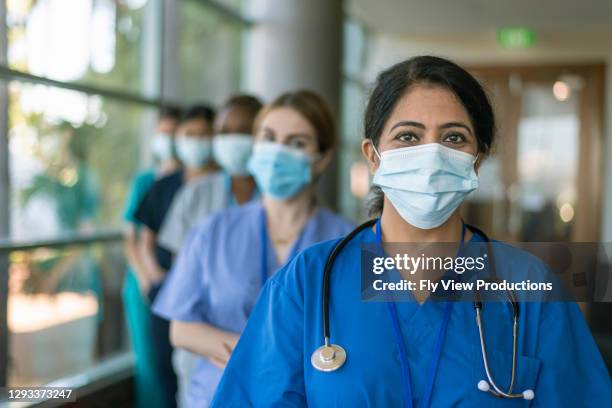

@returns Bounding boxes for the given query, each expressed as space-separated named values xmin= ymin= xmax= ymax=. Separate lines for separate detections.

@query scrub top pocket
xmin=471 ymin=344 xmax=541 ymax=407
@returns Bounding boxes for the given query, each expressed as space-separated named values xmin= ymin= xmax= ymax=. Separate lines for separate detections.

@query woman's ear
xmin=362 ymin=139 xmax=379 ymax=173
xmin=474 ymin=152 xmax=485 ymax=174
xmin=312 ymin=149 xmax=334 ymax=175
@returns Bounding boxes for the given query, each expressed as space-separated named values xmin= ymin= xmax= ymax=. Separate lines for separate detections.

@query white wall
xmin=363 ymin=29 xmax=612 ymax=240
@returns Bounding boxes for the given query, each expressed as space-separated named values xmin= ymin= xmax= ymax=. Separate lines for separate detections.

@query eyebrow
xmin=439 ymin=122 xmax=473 ymax=135
xmin=390 ymin=121 xmax=425 ymax=131
xmin=390 ymin=120 xmax=473 ymax=135
xmin=260 ymin=127 xmax=313 ymax=140
xmin=286 ymin=133 xmax=313 ymax=140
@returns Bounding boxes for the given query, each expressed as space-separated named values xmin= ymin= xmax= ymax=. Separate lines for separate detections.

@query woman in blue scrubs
xmin=211 ymin=56 xmax=612 ymax=407
xmin=152 ymin=90 xmax=354 ymax=407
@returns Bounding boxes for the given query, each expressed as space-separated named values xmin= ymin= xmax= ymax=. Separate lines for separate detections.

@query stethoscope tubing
xmin=321 ymin=219 xmax=377 ymax=344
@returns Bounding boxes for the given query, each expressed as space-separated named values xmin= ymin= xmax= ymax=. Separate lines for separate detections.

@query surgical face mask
xmin=372 ymin=143 xmax=479 ymax=229
xmin=151 ymin=133 xmax=174 ymax=161
xmin=247 ymin=141 xmax=314 ymax=200
xmin=212 ymin=133 xmax=254 ymax=176
xmin=175 ymin=136 xmax=212 ymax=168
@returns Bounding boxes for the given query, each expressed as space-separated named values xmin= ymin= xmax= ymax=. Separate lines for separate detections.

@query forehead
xmin=215 ymin=106 xmax=254 ymax=132
xmin=178 ymin=117 xmax=211 ymax=131
xmin=386 ymin=84 xmax=472 ymax=129
xmin=259 ymin=107 xmax=315 ymax=135
xmin=159 ymin=116 xmax=178 ymax=126
xmin=157 ymin=117 xmax=178 ymax=131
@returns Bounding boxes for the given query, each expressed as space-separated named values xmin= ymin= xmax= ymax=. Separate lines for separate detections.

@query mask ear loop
xmin=473 ymin=152 xmax=481 ymax=174
xmin=370 ymin=139 xmax=382 ymax=162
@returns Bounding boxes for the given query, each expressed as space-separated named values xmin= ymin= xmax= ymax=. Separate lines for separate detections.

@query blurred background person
xmin=121 ymin=106 xmax=182 ymax=408
xmin=158 ymin=94 xmax=262 ymax=255
xmin=133 ymin=104 xmax=215 ymax=408
xmin=212 ymin=94 xmax=262 ymax=203
xmin=152 ymin=90 xmax=355 ymax=407
xmin=156 ymin=94 xmax=261 ymax=407
xmin=21 ymin=122 xmax=102 ymax=295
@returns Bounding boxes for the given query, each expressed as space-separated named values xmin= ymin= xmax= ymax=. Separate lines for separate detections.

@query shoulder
xmin=190 ymin=200 xmax=261 ymax=238
xmin=268 ymin=237 xmax=342 ymax=306
xmin=127 ymin=170 xmax=155 ymax=202
xmin=147 ymin=170 xmax=182 ymax=193
xmin=160 ymin=170 xmax=184 ymax=186
xmin=269 ymin=226 xmax=371 ymax=305
xmin=132 ymin=169 xmax=155 ymax=186
xmin=313 ymin=208 xmax=355 ymax=234
xmin=172 ymin=173 xmax=217 ymax=201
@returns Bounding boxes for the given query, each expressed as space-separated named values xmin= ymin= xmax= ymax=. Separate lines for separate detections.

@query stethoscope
xmin=310 ymin=219 xmax=535 ymax=403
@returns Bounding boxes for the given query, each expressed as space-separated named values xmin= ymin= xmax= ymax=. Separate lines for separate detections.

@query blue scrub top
xmin=211 ymin=227 xmax=612 ymax=407
xmin=152 ymin=201 xmax=354 ymax=406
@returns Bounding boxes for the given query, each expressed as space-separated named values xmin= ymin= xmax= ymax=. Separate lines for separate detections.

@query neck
xmin=184 ymin=162 xmax=217 ymax=182
xmin=379 ymin=197 xmax=466 ymax=243
xmin=263 ymin=187 xmax=315 ymax=231
xmin=157 ymin=159 xmax=180 ymax=176
xmin=231 ymin=176 xmax=256 ymax=205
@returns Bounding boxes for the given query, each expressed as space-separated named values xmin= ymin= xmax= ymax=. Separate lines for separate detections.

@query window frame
xmin=0 ymin=0 xmax=250 ymax=389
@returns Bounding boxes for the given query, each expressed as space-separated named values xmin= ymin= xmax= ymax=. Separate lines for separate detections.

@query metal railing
xmin=0 ymin=230 xmax=124 ymax=254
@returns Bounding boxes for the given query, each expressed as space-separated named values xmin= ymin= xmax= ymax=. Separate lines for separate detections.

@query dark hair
xmin=364 ymin=55 xmax=495 ymax=215
xmin=182 ymin=104 xmax=216 ymax=124
xmin=223 ymin=94 xmax=263 ymax=118
xmin=159 ymin=105 xmax=182 ymax=121
xmin=258 ymin=90 xmax=336 ymax=153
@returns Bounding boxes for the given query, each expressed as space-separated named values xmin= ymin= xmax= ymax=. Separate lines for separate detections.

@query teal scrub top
xmin=123 ymin=170 xmax=156 ymax=224
xmin=211 ymin=227 xmax=612 ymax=407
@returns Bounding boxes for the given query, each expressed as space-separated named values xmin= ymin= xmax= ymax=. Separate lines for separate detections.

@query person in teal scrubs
xmin=210 ymin=57 xmax=612 ymax=407
xmin=122 ymin=106 xmax=182 ymax=408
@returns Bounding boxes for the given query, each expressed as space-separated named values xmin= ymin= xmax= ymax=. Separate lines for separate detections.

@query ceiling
xmin=347 ymin=0 xmax=612 ymax=34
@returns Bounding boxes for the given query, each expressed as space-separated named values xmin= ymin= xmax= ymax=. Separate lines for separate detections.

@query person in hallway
xmin=157 ymin=94 xmax=262 ymax=255
xmin=122 ymin=106 xmax=182 ymax=408
xmin=210 ymin=56 xmax=612 ymax=407
xmin=133 ymin=104 xmax=215 ymax=408
xmin=156 ymin=95 xmax=261 ymax=407
xmin=152 ymin=90 xmax=355 ymax=407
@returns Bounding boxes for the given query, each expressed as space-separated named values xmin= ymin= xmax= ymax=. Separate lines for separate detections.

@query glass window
xmin=178 ymin=0 xmax=243 ymax=104
xmin=1 ymin=0 xmax=248 ymax=391
xmin=464 ymin=67 xmax=599 ymax=242
xmin=212 ymin=0 xmax=244 ymax=11
xmin=515 ymin=82 xmax=580 ymax=241
xmin=339 ymin=18 xmax=370 ymax=221
xmin=7 ymin=81 xmax=156 ymax=241
xmin=8 ymin=241 xmax=126 ymax=386
xmin=6 ymin=0 xmax=157 ymax=97
xmin=4 ymin=79 xmax=152 ymax=387
xmin=343 ymin=19 xmax=366 ymax=79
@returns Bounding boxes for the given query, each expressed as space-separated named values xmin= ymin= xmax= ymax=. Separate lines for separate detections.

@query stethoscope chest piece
xmin=311 ymin=344 xmax=346 ymax=372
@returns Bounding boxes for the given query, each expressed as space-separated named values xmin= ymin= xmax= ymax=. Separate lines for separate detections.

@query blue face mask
xmin=212 ymin=133 xmax=254 ymax=176
xmin=372 ymin=143 xmax=479 ymax=229
xmin=247 ymin=142 xmax=313 ymax=200
xmin=175 ymin=136 xmax=212 ymax=168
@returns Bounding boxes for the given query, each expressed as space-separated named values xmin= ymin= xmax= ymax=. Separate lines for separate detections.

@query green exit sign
xmin=498 ymin=27 xmax=536 ymax=49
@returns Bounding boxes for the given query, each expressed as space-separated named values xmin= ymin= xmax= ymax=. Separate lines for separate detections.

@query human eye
xmin=258 ymin=129 xmax=275 ymax=142
xmin=287 ymin=139 xmax=307 ymax=149
xmin=396 ymin=131 xmax=420 ymax=144
xmin=286 ymin=134 xmax=314 ymax=150
xmin=442 ymin=132 xmax=468 ymax=145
